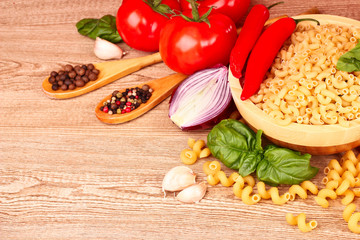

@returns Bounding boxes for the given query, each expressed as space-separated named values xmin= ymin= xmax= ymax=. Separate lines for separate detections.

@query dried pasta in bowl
xmin=228 ymin=14 xmax=360 ymax=154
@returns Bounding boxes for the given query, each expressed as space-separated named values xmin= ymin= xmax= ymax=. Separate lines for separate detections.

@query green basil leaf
xmin=256 ymin=145 xmax=318 ymax=186
xmin=76 ymin=15 xmax=122 ymax=43
xmin=207 ymin=119 xmax=263 ymax=176
xmin=336 ymin=40 xmax=360 ymax=72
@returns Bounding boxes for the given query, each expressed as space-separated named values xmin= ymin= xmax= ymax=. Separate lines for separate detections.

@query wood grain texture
xmin=1 ymin=0 xmax=360 ymax=239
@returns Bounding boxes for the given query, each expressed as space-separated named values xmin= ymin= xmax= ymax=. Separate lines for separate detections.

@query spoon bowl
xmin=95 ymin=73 xmax=187 ymax=124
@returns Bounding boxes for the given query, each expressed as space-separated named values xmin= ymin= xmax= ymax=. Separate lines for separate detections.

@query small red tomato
xmin=159 ymin=10 xmax=237 ymax=75
xmin=116 ymin=0 xmax=181 ymax=52
xmin=180 ymin=0 xmax=250 ymax=25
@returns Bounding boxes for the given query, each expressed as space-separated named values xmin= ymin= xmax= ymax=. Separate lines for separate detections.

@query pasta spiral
xmin=286 ymin=213 xmax=317 ymax=232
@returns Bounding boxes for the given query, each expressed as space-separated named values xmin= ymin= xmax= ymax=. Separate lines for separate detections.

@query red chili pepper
xmin=229 ymin=4 xmax=269 ymax=79
xmin=240 ymin=17 xmax=320 ymax=100
xmin=229 ymin=2 xmax=283 ymax=79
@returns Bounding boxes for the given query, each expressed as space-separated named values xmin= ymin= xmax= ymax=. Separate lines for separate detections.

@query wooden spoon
xmin=95 ymin=73 xmax=187 ymax=124
xmin=42 ymin=52 xmax=162 ymax=99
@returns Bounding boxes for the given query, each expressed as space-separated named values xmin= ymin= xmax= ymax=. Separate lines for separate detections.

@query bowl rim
xmin=229 ymin=14 xmax=360 ymax=147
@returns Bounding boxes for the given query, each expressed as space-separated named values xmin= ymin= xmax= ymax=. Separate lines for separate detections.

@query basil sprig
xmin=207 ymin=119 xmax=318 ymax=186
xmin=76 ymin=15 xmax=122 ymax=43
xmin=336 ymin=40 xmax=360 ymax=72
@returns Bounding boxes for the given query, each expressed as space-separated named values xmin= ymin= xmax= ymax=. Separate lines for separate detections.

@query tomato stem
xmin=178 ymin=0 xmax=213 ymax=27
xmin=143 ymin=0 xmax=175 ymax=18
xmin=152 ymin=0 xmax=162 ymax=7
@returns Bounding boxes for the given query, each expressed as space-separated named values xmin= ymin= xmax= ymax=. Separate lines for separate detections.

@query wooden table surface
xmin=1 ymin=0 xmax=360 ymax=239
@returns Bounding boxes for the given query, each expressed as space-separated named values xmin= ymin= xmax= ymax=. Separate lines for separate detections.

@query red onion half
xmin=169 ymin=65 xmax=234 ymax=130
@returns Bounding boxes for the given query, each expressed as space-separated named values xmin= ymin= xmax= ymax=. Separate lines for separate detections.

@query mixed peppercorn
xmin=100 ymin=85 xmax=153 ymax=114
xmin=48 ymin=64 xmax=99 ymax=91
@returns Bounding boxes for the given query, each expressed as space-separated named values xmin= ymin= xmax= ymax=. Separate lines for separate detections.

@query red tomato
xmin=159 ymin=13 xmax=237 ymax=75
xmin=116 ymin=0 xmax=181 ymax=52
xmin=180 ymin=0 xmax=250 ymax=25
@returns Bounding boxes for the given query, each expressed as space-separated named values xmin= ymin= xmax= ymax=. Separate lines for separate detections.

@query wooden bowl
xmin=229 ymin=14 xmax=360 ymax=155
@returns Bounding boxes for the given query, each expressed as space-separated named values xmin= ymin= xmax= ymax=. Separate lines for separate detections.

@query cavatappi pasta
xmin=343 ymin=204 xmax=360 ymax=233
xmin=250 ymin=22 xmax=360 ymax=127
xmin=207 ymin=171 xmax=239 ymax=187
xmin=286 ymin=213 xmax=318 ymax=232
xmin=197 ymin=145 xmax=360 ymax=234
xmin=181 ymin=138 xmax=211 ymax=165
xmin=180 ymin=149 xmax=197 ymax=165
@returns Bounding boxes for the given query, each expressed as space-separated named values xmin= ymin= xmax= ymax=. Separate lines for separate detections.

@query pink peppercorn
xmin=126 ymin=102 xmax=132 ymax=106
xmin=116 ymin=100 xmax=120 ymax=105
xmin=125 ymin=107 xmax=131 ymax=113
xmin=121 ymin=110 xmax=126 ymax=114
xmin=103 ymin=106 xmax=109 ymax=113
xmin=135 ymin=96 xmax=139 ymax=99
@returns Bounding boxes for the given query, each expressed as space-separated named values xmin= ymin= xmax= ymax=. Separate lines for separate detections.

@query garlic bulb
xmin=176 ymin=181 xmax=207 ymax=203
xmin=162 ymin=166 xmax=196 ymax=192
xmin=94 ymin=37 xmax=124 ymax=60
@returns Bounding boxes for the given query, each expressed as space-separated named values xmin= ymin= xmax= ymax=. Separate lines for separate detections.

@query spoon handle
xmin=42 ymin=52 xmax=163 ymax=99
xmin=95 ymin=52 xmax=163 ymax=84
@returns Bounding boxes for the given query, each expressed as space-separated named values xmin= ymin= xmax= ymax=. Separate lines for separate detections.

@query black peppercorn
xmin=48 ymin=76 xmax=56 ymax=84
xmin=59 ymin=74 xmax=67 ymax=81
xmin=92 ymin=69 xmax=100 ymax=75
xmin=112 ymin=90 xmax=119 ymax=97
xmin=50 ymin=71 xmax=58 ymax=77
xmin=75 ymin=79 xmax=85 ymax=87
xmin=61 ymin=84 xmax=68 ymax=90
xmin=68 ymin=71 xmax=76 ymax=79
xmin=68 ymin=84 xmax=76 ymax=90
xmin=142 ymin=84 xmax=150 ymax=91
xmin=87 ymin=63 xmax=94 ymax=70
xmin=82 ymin=76 xmax=89 ymax=83
xmin=64 ymin=64 xmax=73 ymax=72
xmin=88 ymin=72 xmax=97 ymax=81
xmin=64 ymin=79 xmax=72 ymax=86
xmin=77 ymin=68 xmax=85 ymax=76
xmin=52 ymin=84 xmax=59 ymax=90
xmin=49 ymin=63 xmax=100 ymax=91
xmin=111 ymin=103 xmax=117 ymax=110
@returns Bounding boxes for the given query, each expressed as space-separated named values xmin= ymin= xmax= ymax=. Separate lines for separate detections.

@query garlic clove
xmin=162 ymin=166 xmax=196 ymax=192
xmin=176 ymin=181 xmax=207 ymax=203
xmin=94 ymin=37 xmax=124 ymax=60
